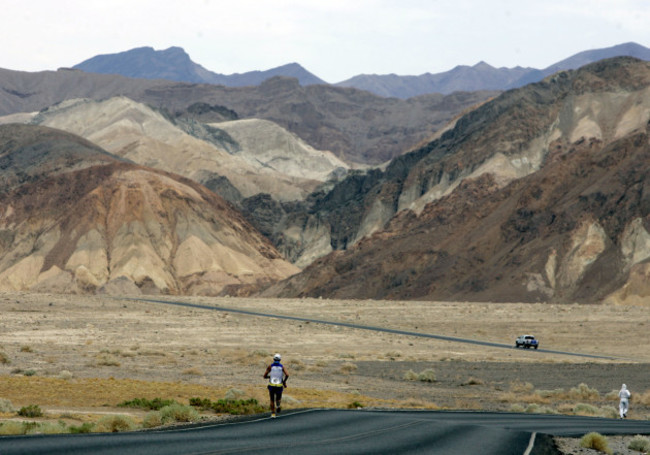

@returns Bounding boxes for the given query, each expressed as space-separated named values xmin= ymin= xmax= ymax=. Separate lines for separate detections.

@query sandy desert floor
xmin=0 ymin=293 xmax=649 ymax=452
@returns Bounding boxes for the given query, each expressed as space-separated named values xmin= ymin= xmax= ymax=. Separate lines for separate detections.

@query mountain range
xmin=72 ymin=42 xmax=650 ymax=98
xmin=3 ymin=48 xmax=650 ymax=304
xmin=262 ymin=57 xmax=650 ymax=304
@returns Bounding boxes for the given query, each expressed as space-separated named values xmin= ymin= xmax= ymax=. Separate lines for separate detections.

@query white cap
xmin=273 ymin=353 xmax=281 ymax=361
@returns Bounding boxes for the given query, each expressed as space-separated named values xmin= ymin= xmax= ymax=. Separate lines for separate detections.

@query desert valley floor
xmin=1 ymin=293 xmax=649 ymax=453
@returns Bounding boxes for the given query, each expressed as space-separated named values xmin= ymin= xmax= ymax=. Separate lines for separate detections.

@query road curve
xmin=3 ymin=409 xmax=650 ymax=455
xmin=125 ymin=297 xmax=620 ymax=360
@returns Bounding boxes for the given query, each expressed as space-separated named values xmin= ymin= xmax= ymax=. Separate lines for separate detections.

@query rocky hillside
xmin=262 ymin=57 xmax=650 ymax=304
xmin=23 ymin=96 xmax=346 ymax=202
xmin=0 ymin=67 xmax=496 ymax=165
xmin=0 ymin=124 xmax=298 ymax=295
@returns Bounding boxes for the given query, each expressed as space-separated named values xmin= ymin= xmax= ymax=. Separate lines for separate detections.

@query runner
xmin=263 ymin=353 xmax=289 ymax=418
xmin=619 ymin=383 xmax=631 ymax=418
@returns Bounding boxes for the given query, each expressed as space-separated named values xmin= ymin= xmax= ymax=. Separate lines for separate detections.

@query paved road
xmin=125 ymin=297 xmax=621 ymax=360
xmin=3 ymin=409 xmax=650 ymax=455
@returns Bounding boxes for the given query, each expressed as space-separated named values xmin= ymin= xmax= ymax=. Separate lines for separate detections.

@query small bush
xmin=96 ymin=415 xmax=136 ymax=433
xmin=59 ymin=370 xmax=73 ymax=380
xmin=573 ymin=403 xmax=599 ymax=416
xmin=118 ymin=397 xmax=177 ymax=410
xmin=39 ymin=421 xmax=68 ymax=434
xmin=598 ymin=406 xmax=618 ymax=419
xmin=69 ymin=422 xmax=94 ymax=434
xmin=160 ymin=403 xmax=199 ymax=423
xmin=142 ymin=411 xmax=164 ymax=428
xmin=403 ymin=370 xmax=419 ymax=381
xmin=190 ymin=397 xmax=266 ymax=415
xmin=569 ymin=383 xmax=600 ymax=400
xmin=348 ymin=401 xmax=363 ymax=409
xmin=403 ymin=369 xmax=436 ymax=382
xmin=417 ymin=369 xmax=436 ymax=383
xmin=628 ymin=434 xmax=650 ymax=452
xmin=0 ymin=351 xmax=9 ymax=364
xmin=510 ymin=404 xmax=525 ymax=413
xmin=0 ymin=421 xmax=22 ymax=435
xmin=95 ymin=354 xmax=121 ymax=367
xmin=213 ymin=399 xmax=266 ymax=415
xmin=20 ymin=346 xmax=33 ymax=353
xmin=525 ymin=403 xmax=540 ymax=413
xmin=580 ymin=432 xmax=612 ymax=454
xmin=0 ymin=398 xmax=15 ymax=413
xmin=18 ymin=404 xmax=43 ymax=418
xmin=23 ymin=370 xmax=36 ymax=377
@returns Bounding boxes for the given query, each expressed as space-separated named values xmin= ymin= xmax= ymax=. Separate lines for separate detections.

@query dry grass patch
xmin=580 ymin=432 xmax=612 ymax=455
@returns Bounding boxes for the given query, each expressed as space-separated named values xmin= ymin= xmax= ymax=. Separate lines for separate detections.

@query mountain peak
xmin=73 ymin=47 xmax=325 ymax=86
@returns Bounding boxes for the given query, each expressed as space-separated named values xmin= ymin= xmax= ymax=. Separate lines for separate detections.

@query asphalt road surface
xmin=3 ymin=409 xmax=650 ymax=455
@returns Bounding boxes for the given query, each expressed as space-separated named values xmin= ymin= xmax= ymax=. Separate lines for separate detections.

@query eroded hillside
xmin=0 ymin=124 xmax=298 ymax=295
xmin=263 ymin=57 xmax=650 ymax=304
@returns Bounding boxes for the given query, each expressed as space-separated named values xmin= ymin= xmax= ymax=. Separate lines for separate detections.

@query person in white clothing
xmin=263 ymin=353 xmax=289 ymax=418
xmin=619 ymin=383 xmax=631 ymax=418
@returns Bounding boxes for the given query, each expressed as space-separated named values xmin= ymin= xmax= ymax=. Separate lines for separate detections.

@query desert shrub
xmin=0 ymin=421 xmax=32 ymax=435
xmin=20 ymin=345 xmax=33 ymax=353
xmin=95 ymin=354 xmax=120 ymax=367
xmin=39 ymin=421 xmax=68 ymax=434
xmin=23 ymin=370 xmax=36 ymax=377
xmin=462 ymin=377 xmax=483 ymax=386
xmin=69 ymin=422 xmax=94 ymax=434
xmin=534 ymin=388 xmax=564 ymax=399
xmin=160 ymin=403 xmax=199 ymax=423
xmin=18 ymin=404 xmax=43 ymax=417
xmin=525 ymin=403 xmax=540 ymax=413
xmin=0 ymin=398 xmax=15 ymax=413
xmin=573 ymin=403 xmax=599 ymax=416
xmin=604 ymin=389 xmax=619 ymax=400
xmin=348 ymin=401 xmax=363 ymax=409
xmin=142 ymin=411 xmax=164 ymax=428
xmin=0 ymin=351 xmax=9 ymax=364
xmin=628 ymin=434 xmax=650 ymax=452
xmin=96 ymin=415 xmax=136 ymax=433
xmin=598 ymin=406 xmax=618 ymax=419
xmin=580 ymin=432 xmax=612 ymax=454
xmin=211 ymin=398 xmax=265 ymax=415
xmin=191 ymin=397 xmax=266 ymax=415
xmin=509 ymin=404 xmax=525 ymax=413
xmin=403 ymin=369 xmax=435 ymax=382
xmin=118 ymin=397 xmax=177 ymax=410
xmin=569 ymin=383 xmax=600 ymax=400
xmin=403 ymin=369 xmax=418 ymax=381
xmin=59 ymin=370 xmax=73 ymax=380
xmin=417 ymin=369 xmax=436 ymax=383
xmin=637 ymin=390 xmax=650 ymax=406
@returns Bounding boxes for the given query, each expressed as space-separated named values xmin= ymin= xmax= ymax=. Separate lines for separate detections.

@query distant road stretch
xmin=4 ymin=409 xmax=650 ymax=455
xmin=127 ymin=297 xmax=620 ymax=360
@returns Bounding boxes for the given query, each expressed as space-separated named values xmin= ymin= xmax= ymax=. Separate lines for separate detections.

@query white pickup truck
xmin=515 ymin=334 xmax=539 ymax=349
